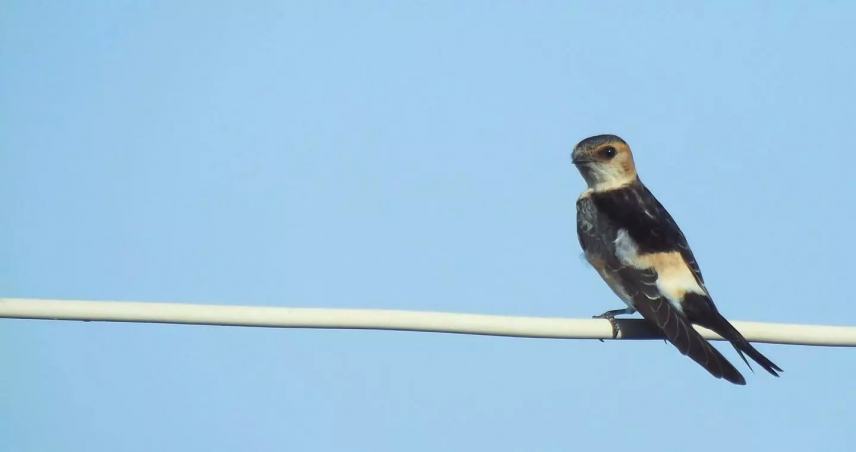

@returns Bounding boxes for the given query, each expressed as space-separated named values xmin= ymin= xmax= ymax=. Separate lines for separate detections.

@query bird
xmin=572 ymin=134 xmax=781 ymax=385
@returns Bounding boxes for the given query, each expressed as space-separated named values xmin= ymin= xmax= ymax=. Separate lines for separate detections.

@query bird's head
xmin=571 ymin=134 xmax=638 ymax=191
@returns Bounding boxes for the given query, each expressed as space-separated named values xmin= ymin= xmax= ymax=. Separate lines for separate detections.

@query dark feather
xmin=683 ymin=293 xmax=782 ymax=376
xmin=589 ymin=182 xmax=707 ymax=287
xmin=630 ymin=290 xmax=746 ymax=385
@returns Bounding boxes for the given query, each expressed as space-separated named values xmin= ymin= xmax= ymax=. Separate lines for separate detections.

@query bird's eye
xmin=600 ymin=146 xmax=617 ymax=159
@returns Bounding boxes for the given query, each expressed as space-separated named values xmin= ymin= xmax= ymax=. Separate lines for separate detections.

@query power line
xmin=1 ymin=298 xmax=854 ymax=346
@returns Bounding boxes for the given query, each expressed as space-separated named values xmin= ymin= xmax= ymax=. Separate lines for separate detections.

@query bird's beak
xmin=571 ymin=148 xmax=592 ymax=165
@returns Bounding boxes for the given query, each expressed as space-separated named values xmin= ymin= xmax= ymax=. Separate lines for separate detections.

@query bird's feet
xmin=592 ymin=308 xmax=635 ymax=340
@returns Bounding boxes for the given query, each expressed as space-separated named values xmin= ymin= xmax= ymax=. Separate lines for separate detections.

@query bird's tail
xmin=633 ymin=297 xmax=747 ymax=385
xmin=706 ymin=312 xmax=782 ymax=377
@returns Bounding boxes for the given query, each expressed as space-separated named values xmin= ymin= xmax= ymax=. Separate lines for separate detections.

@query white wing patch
xmin=613 ymin=229 xmax=706 ymax=311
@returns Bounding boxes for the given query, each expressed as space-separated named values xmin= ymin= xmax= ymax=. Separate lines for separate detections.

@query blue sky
xmin=2 ymin=1 xmax=854 ymax=451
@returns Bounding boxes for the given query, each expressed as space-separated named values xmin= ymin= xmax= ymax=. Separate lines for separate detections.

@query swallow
xmin=572 ymin=134 xmax=781 ymax=385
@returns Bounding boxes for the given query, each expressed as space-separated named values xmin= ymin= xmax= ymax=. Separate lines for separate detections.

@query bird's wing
xmin=616 ymin=267 xmax=746 ymax=384
xmin=590 ymin=183 xmax=709 ymax=289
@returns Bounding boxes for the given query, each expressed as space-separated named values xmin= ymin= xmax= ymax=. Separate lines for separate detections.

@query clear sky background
xmin=2 ymin=2 xmax=855 ymax=451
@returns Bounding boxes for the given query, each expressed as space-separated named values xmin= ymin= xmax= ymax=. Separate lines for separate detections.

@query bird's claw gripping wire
xmin=593 ymin=308 xmax=635 ymax=340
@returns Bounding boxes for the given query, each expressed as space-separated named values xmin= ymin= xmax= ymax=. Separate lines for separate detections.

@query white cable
xmin=1 ymin=298 xmax=855 ymax=346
